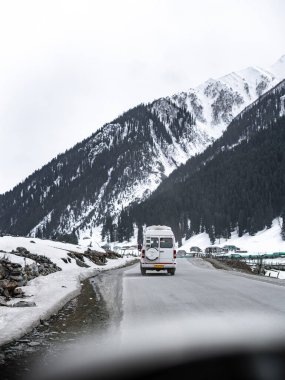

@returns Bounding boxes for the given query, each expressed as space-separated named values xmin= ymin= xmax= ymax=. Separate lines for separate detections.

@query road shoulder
xmin=203 ymin=257 xmax=285 ymax=288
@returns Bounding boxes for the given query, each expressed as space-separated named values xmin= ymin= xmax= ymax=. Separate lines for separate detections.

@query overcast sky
xmin=0 ymin=0 xmax=284 ymax=194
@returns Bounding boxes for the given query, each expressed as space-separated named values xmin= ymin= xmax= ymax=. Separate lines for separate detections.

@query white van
xmin=140 ymin=225 xmax=176 ymax=275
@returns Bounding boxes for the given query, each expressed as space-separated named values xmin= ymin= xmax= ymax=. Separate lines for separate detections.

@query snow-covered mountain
xmin=126 ymin=79 xmax=285 ymax=245
xmin=271 ymin=54 xmax=285 ymax=78
xmin=0 ymin=55 xmax=284 ymax=242
xmin=170 ymin=56 xmax=285 ymax=139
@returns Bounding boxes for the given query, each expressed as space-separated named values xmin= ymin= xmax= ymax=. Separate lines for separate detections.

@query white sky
xmin=0 ymin=0 xmax=284 ymax=194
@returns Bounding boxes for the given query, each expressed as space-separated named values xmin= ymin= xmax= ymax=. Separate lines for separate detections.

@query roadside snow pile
xmin=265 ymin=270 xmax=285 ymax=280
xmin=78 ymin=225 xmax=140 ymax=254
xmin=0 ymin=235 xmax=135 ymax=347
xmin=180 ymin=218 xmax=285 ymax=254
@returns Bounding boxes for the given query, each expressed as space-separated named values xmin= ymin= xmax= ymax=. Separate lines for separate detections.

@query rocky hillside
xmin=0 ymin=56 xmax=284 ymax=242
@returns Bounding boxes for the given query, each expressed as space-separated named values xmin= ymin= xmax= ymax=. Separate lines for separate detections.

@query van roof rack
xmin=146 ymin=225 xmax=172 ymax=230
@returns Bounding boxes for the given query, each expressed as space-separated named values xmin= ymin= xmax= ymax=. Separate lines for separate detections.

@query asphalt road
xmin=121 ymin=258 xmax=285 ymax=329
xmin=97 ymin=259 xmax=285 ymax=380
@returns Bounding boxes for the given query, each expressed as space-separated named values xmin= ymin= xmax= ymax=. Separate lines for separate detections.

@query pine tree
xmin=238 ymin=210 xmax=245 ymax=237
xmin=265 ymin=205 xmax=273 ymax=229
xmin=137 ymin=223 xmax=143 ymax=244
xmin=281 ymin=209 xmax=285 ymax=241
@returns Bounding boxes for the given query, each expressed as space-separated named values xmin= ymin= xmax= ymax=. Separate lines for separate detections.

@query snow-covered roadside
xmin=179 ymin=219 xmax=285 ymax=280
xmin=265 ymin=270 xmax=285 ymax=280
xmin=180 ymin=218 xmax=285 ymax=254
xmin=0 ymin=236 xmax=136 ymax=347
xmin=78 ymin=224 xmax=140 ymax=254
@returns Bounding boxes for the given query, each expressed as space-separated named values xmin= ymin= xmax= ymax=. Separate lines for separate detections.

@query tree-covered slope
xmin=114 ymin=80 xmax=285 ymax=245
xmin=0 ymin=102 xmax=203 ymax=239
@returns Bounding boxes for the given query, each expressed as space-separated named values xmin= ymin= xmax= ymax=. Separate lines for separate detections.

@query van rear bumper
xmin=140 ymin=261 xmax=176 ymax=269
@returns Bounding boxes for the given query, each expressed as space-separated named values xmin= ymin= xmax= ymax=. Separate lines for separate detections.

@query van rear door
xmin=159 ymin=237 xmax=174 ymax=263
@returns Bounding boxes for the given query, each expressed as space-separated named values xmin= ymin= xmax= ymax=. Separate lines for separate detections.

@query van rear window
xmin=160 ymin=238 xmax=173 ymax=248
xmin=146 ymin=237 xmax=159 ymax=248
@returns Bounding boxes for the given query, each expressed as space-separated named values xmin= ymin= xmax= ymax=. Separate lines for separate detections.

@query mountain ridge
xmin=0 ymin=56 xmax=285 ymax=242
xmin=122 ymin=79 xmax=285 ymax=245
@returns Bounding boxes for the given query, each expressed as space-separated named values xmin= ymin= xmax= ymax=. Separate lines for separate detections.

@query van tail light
xmin=141 ymin=249 xmax=145 ymax=258
xmin=173 ymin=249 xmax=176 ymax=259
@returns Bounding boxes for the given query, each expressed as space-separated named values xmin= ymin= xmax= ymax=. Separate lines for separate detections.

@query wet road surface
xmin=0 ymin=264 xmax=129 ymax=380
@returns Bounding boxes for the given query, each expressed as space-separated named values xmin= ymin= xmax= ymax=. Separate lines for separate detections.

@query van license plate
xmin=154 ymin=264 xmax=164 ymax=269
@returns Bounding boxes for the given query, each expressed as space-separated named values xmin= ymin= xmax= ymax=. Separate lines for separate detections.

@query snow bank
xmin=0 ymin=251 xmax=34 ymax=266
xmin=265 ymin=270 xmax=285 ymax=280
xmin=180 ymin=218 xmax=285 ymax=254
xmin=78 ymin=224 xmax=139 ymax=250
xmin=0 ymin=236 xmax=135 ymax=347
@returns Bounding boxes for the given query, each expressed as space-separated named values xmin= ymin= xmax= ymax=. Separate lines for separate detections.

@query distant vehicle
xmin=190 ymin=246 xmax=202 ymax=253
xmin=177 ymin=250 xmax=187 ymax=257
xmin=223 ymin=245 xmax=240 ymax=252
xmin=140 ymin=225 xmax=176 ymax=275
xmin=101 ymin=244 xmax=111 ymax=251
